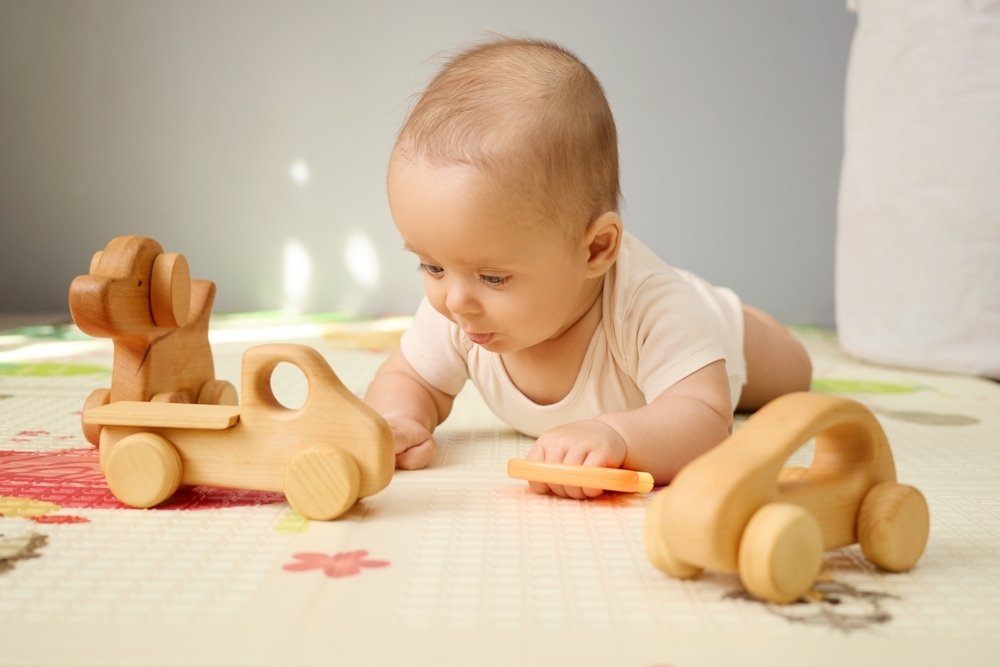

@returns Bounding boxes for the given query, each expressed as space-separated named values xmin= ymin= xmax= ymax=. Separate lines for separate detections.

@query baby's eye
xmin=479 ymin=274 xmax=510 ymax=288
xmin=419 ymin=263 xmax=444 ymax=277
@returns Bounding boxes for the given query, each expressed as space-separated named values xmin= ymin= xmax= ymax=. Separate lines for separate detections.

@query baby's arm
xmin=364 ymin=347 xmax=454 ymax=469
xmin=526 ymin=359 xmax=733 ymax=498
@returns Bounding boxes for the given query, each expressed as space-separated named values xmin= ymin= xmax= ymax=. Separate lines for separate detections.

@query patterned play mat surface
xmin=1 ymin=318 xmax=998 ymax=666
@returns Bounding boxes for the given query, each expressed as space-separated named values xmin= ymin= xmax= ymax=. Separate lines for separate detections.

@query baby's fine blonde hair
xmin=393 ymin=37 xmax=620 ymax=234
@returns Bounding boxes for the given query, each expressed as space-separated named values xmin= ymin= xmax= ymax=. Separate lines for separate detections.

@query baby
xmin=365 ymin=38 xmax=812 ymax=498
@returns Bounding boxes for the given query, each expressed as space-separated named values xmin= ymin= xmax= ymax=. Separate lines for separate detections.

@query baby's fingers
xmin=550 ymin=447 xmax=602 ymax=499
xmin=524 ymin=442 xmax=552 ymax=495
xmin=395 ymin=437 xmax=437 ymax=470
xmin=523 ymin=443 xmax=604 ymax=499
xmin=557 ymin=483 xmax=604 ymax=500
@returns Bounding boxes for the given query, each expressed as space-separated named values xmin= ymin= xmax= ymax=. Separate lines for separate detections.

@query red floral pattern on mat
xmin=8 ymin=429 xmax=76 ymax=445
xmin=30 ymin=515 xmax=90 ymax=524
xmin=283 ymin=551 xmax=390 ymax=577
xmin=0 ymin=449 xmax=285 ymax=510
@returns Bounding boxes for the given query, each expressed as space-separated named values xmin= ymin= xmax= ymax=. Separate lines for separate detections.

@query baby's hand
xmin=525 ymin=419 xmax=627 ymax=499
xmin=385 ymin=416 xmax=437 ymax=470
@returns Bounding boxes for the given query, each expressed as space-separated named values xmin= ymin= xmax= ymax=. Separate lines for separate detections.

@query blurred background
xmin=0 ymin=0 xmax=855 ymax=326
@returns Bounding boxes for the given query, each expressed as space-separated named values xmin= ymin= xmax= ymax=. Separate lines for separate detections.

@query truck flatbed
xmin=84 ymin=401 xmax=241 ymax=430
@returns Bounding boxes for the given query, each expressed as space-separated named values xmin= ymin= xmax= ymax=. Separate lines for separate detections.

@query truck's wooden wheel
xmin=197 ymin=379 xmax=238 ymax=406
xmin=284 ymin=447 xmax=361 ymax=520
xmin=644 ymin=488 xmax=702 ymax=579
xmin=738 ymin=502 xmax=823 ymax=604
xmin=104 ymin=432 xmax=182 ymax=508
xmin=82 ymin=388 xmax=111 ymax=446
xmin=857 ymin=481 xmax=929 ymax=572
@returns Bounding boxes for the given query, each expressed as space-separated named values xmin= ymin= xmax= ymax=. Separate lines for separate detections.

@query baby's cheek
xmin=424 ymin=287 xmax=443 ymax=310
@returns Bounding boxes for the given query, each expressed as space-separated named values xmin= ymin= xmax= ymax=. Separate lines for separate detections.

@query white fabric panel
xmin=836 ymin=0 xmax=1000 ymax=378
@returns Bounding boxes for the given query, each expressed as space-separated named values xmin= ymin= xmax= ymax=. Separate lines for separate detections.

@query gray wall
xmin=0 ymin=0 xmax=855 ymax=326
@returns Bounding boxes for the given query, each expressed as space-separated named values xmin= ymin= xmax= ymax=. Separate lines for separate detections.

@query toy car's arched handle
xmin=726 ymin=392 xmax=895 ymax=485
xmin=662 ymin=392 xmax=897 ymax=572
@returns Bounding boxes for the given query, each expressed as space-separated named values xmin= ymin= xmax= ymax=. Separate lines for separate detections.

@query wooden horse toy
xmin=69 ymin=236 xmax=237 ymax=445
xmin=644 ymin=392 xmax=930 ymax=604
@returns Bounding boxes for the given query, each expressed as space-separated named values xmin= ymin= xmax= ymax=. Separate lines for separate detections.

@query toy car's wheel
xmin=644 ymin=487 xmax=702 ymax=579
xmin=104 ymin=432 xmax=182 ymax=508
xmin=197 ymin=379 xmax=238 ymax=406
xmin=857 ymin=481 xmax=929 ymax=572
xmin=738 ymin=502 xmax=823 ymax=604
xmin=82 ymin=388 xmax=111 ymax=446
xmin=284 ymin=446 xmax=361 ymax=521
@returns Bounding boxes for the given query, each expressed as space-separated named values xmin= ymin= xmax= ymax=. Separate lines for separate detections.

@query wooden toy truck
xmin=69 ymin=236 xmax=237 ymax=445
xmin=83 ymin=343 xmax=394 ymax=520
xmin=644 ymin=392 xmax=930 ymax=604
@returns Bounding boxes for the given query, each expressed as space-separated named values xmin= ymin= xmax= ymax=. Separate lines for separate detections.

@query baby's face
xmin=388 ymin=157 xmax=599 ymax=355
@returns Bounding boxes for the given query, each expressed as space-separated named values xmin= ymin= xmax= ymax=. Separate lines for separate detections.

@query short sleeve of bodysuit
xmin=604 ymin=234 xmax=746 ymax=407
xmin=399 ymin=297 xmax=470 ymax=397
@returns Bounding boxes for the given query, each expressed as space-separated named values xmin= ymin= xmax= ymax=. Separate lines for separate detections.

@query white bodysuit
xmin=400 ymin=232 xmax=747 ymax=437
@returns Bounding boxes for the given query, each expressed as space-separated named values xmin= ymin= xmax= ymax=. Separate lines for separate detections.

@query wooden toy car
xmin=69 ymin=236 xmax=237 ymax=445
xmin=83 ymin=343 xmax=394 ymax=520
xmin=644 ymin=392 xmax=930 ymax=603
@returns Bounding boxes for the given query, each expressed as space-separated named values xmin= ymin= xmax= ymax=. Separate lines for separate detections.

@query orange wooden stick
xmin=507 ymin=459 xmax=654 ymax=493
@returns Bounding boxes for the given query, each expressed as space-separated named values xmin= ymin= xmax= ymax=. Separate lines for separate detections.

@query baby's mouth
xmin=465 ymin=332 xmax=494 ymax=345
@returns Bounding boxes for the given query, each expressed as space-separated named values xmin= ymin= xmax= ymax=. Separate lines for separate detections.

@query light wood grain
xmin=91 ymin=343 xmax=395 ymax=520
xmin=644 ymin=392 xmax=930 ymax=604
xmin=85 ymin=401 xmax=241 ymax=430
xmin=68 ymin=236 xmax=237 ymax=446
xmin=103 ymin=432 xmax=183 ymax=509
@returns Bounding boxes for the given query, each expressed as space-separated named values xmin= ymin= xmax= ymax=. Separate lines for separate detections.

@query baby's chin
xmin=465 ymin=332 xmax=521 ymax=354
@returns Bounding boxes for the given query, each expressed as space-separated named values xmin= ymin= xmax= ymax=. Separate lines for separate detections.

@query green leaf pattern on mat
xmin=275 ymin=510 xmax=310 ymax=534
xmin=811 ymin=378 xmax=922 ymax=395
xmin=871 ymin=408 xmax=979 ymax=427
xmin=812 ymin=378 xmax=979 ymax=426
xmin=0 ymin=363 xmax=109 ymax=377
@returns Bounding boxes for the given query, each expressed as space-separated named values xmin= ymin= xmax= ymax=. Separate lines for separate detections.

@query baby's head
xmin=390 ymin=38 xmax=620 ymax=239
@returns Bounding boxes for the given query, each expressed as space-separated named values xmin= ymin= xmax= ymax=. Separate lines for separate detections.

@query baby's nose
xmin=445 ymin=282 xmax=479 ymax=315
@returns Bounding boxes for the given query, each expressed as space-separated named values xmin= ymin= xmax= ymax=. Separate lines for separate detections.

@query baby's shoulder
xmin=609 ymin=234 xmax=694 ymax=310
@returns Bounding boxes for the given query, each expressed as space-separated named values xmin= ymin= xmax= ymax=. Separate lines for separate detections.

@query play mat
xmin=1 ymin=314 xmax=997 ymax=666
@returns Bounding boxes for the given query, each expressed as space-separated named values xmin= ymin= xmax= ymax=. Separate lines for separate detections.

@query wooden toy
xmin=508 ymin=459 xmax=654 ymax=494
xmin=83 ymin=343 xmax=394 ymax=520
xmin=68 ymin=236 xmax=237 ymax=445
xmin=644 ymin=392 xmax=929 ymax=604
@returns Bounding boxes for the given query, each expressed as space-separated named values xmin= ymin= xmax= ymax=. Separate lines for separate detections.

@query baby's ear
xmin=584 ymin=212 xmax=622 ymax=276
